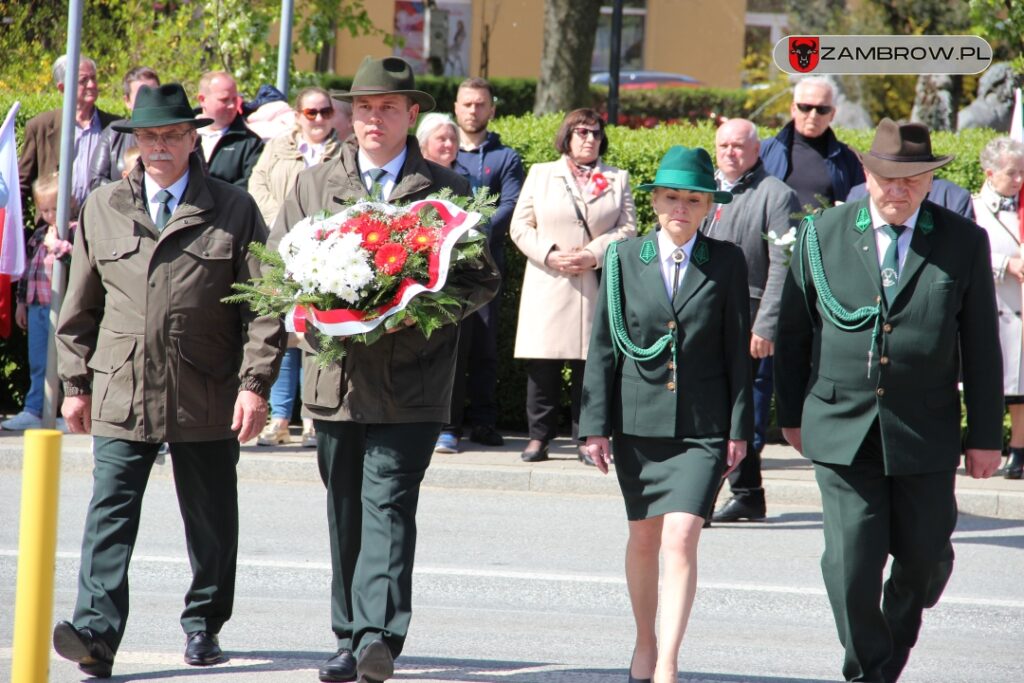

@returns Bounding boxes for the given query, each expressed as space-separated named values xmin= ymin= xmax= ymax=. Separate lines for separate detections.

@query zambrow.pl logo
xmin=789 ymin=37 xmax=819 ymax=73
xmin=773 ymin=35 xmax=992 ymax=75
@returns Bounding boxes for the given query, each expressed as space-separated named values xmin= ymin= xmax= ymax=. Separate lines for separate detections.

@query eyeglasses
xmin=301 ymin=107 xmax=335 ymax=120
xmin=573 ymin=127 xmax=604 ymax=140
xmin=135 ymin=130 xmax=192 ymax=146
xmin=795 ymin=103 xmax=834 ymax=115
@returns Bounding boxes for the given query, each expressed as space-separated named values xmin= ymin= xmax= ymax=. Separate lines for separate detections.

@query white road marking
xmin=3 ymin=549 xmax=1022 ymax=610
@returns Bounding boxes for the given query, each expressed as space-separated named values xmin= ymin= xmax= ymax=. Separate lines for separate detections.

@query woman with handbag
xmin=580 ymin=146 xmax=753 ymax=683
xmin=509 ymin=108 xmax=636 ymax=464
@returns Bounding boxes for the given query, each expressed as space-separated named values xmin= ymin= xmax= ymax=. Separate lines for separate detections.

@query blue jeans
xmin=25 ymin=303 xmax=49 ymax=416
xmin=268 ymin=348 xmax=302 ymax=421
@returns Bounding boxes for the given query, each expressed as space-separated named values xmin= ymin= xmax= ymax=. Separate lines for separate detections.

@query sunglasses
xmin=795 ymin=103 xmax=834 ymax=115
xmin=573 ymin=127 xmax=604 ymax=140
xmin=301 ymin=106 xmax=335 ymax=120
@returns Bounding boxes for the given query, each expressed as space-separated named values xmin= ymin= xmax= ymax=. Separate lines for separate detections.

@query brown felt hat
xmin=855 ymin=118 xmax=953 ymax=178
xmin=333 ymin=57 xmax=435 ymax=112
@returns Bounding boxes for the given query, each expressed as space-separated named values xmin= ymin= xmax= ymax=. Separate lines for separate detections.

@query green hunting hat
xmin=334 ymin=56 xmax=435 ymax=112
xmin=637 ymin=146 xmax=732 ymax=204
xmin=112 ymin=84 xmax=212 ymax=132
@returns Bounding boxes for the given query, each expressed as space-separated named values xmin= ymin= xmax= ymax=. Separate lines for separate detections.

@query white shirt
xmin=297 ymin=139 xmax=326 ymax=168
xmin=197 ymin=124 xmax=227 ymax=162
xmin=357 ymin=148 xmax=407 ymax=201
xmin=144 ymin=171 xmax=189 ymax=226
xmin=868 ymin=200 xmax=918 ymax=272
xmin=656 ymin=228 xmax=697 ymax=300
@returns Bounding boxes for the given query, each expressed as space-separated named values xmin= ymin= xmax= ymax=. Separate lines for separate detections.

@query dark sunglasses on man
xmin=795 ymin=103 xmax=834 ymax=115
xmin=301 ymin=106 xmax=335 ymax=120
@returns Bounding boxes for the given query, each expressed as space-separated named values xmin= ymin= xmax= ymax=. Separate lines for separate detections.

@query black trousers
xmin=525 ymin=359 xmax=585 ymax=442
xmin=444 ymin=299 xmax=500 ymax=434
xmin=72 ymin=437 xmax=239 ymax=652
xmin=315 ymin=420 xmax=440 ymax=658
xmin=724 ymin=355 xmax=772 ymax=503
xmin=813 ymin=422 xmax=956 ymax=682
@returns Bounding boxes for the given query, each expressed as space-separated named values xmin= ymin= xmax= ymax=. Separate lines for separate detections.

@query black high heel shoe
xmin=628 ymin=650 xmax=652 ymax=683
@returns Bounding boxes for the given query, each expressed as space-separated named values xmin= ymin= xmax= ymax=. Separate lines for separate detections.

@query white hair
xmin=415 ymin=113 xmax=458 ymax=148
xmin=793 ymin=77 xmax=835 ymax=103
xmin=980 ymin=136 xmax=1024 ymax=172
xmin=52 ymin=55 xmax=96 ymax=87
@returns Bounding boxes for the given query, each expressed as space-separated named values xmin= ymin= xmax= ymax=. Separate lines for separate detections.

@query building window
xmin=592 ymin=1 xmax=647 ymax=73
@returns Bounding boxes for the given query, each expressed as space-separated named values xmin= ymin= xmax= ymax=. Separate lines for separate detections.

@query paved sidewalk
xmin=2 ymin=428 xmax=1023 ymax=519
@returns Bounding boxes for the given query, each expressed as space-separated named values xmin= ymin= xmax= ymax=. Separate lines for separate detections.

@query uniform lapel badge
xmin=855 ymin=207 xmax=871 ymax=233
xmin=918 ymin=209 xmax=934 ymax=234
xmin=639 ymin=239 xmax=657 ymax=264
xmin=693 ymin=241 xmax=710 ymax=265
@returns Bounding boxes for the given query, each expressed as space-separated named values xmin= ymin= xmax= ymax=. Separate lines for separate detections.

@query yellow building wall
xmin=321 ymin=1 xmax=745 ymax=89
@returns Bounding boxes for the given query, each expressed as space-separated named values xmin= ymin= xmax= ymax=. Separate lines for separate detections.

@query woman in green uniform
xmin=580 ymin=146 xmax=753 ymax=683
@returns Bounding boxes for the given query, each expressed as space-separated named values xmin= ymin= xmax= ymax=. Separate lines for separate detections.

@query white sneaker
xmin=1 ymin=411 xmax=42 ymax=431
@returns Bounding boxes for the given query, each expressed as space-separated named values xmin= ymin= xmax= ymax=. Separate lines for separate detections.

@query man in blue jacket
xmin=435 ymin=77 xmax=525 ymax=453
xmin=760 ymin=77 xmax=863 ymax=209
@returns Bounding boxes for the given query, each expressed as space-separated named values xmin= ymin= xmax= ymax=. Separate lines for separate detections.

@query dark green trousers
xmin=72 ymin=438 xmax=240 ymax=652
xmin=813 ymin=423 xmax=956 ymax=682
xmin=314 ymin=420 xmax=439 ymax=658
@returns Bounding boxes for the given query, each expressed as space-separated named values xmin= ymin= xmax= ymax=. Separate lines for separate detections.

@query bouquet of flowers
xmin=765 ymin=226 xmax=798 ymax=265
xmin=227 ymin=189 xmax=495 ymax=365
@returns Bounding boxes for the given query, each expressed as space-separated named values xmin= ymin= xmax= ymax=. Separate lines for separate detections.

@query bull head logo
xmin=789 ymin=36 xmax=820 ymax=73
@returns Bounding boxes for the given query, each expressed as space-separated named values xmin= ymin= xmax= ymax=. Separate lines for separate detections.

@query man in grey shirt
xmin=703 ymin=118 xmax=802 ymax=523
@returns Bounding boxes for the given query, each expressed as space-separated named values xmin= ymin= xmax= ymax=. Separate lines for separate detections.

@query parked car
xmin=590 ymin=70 xmax=702 ymax=89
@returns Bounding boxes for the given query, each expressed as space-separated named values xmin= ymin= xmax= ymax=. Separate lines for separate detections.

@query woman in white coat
xmin=509 ymin=108 xmax=636 ymax=464
xmin=973 ymin=136 xmax=1024 ymax=478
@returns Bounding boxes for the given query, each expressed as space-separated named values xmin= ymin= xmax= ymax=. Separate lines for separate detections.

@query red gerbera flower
xmin=374 ymin=243 xmax=408 ymax=276
xmin=405 ymin=226 xmax=439 ymax=253
xmin=391 ymin=211 xmax=422 ymax=233
xmin=356 ymin=216 xmax=392 ymax=251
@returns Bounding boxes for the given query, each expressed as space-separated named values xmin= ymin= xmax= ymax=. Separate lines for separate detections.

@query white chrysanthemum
xmin=281 ymin=221 xmax=373 ymax=304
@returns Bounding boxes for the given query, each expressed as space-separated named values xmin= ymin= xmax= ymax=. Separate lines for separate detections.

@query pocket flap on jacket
xmin=86 ymin=336 xmax=136 ymax=372
xmin=94 ymin=236 xmax=141 ymax=262
xmin=809 ymin=377 xmax=836 ymax=403
xmin=181 ymin=235 xmax=233 ymax=260
xmin=176 ymin=337 xmax=237 ymax=380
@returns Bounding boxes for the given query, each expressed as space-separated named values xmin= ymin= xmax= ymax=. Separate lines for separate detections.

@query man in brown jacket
xmin=52 ymin=84 xmax=285 ymax=678
xmin=271 ymin=57 xmax=500 ymax=683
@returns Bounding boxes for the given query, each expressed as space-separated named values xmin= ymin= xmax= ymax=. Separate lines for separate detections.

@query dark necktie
xmin=366 ymin=168 xmax=387 ymax=201
xmin=880 ymin=224 xmax=907 ymax=305
xmin=671 ymin=247 xmax=685 ymax=296
xmin=154 ymin=189 xmax=173 ymax=231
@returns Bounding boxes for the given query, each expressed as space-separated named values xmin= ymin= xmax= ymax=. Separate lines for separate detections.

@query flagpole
xmin=44 ymin=0 xmax=85 ymax=429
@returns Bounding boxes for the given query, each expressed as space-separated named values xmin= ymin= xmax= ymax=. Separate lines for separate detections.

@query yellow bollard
xmin=12 ymin=429 xmax=62 ymax=683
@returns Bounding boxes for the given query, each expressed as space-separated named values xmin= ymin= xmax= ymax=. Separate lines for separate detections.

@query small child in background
xmin=121 ymin=146 xmax=141 ymax=178
xmin=2 ymin=174 xmax=76 ymax=431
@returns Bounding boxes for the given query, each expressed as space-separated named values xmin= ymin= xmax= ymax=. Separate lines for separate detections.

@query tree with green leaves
xmin=534 ymin=0 xmax=603 ymax=115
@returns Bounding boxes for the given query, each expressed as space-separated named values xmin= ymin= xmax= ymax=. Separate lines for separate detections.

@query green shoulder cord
xmin=797 ymin=215 xmax=882 ymax=378
xmin=605 ymin=241 xmax=676 ymax=362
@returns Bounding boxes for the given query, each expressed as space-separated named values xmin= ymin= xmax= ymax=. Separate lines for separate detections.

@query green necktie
xmin=366 ymin=168 xmax=387 ymax=201
xmin=880 ymin=223 xmax=907 ymax=305
xmin=154 ymin=189 xmax=173 ymax=231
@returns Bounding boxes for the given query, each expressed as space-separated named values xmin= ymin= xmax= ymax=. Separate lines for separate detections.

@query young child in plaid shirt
xmin=2 ymin=174 xmax=76 ymax=431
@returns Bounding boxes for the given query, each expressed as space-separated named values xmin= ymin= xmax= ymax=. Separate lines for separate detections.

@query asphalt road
xmin=1 ymin=466 xmax=1022 ymax=682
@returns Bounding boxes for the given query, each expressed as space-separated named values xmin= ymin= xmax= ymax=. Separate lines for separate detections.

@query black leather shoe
xmin=881 ymin=644 xmax=910 ymax=682
xmin=469 ymin=424 xmax=505 ymax=446
xmin=52 ymin=621 xmax=114 ymax=678
xmin=521 ymin=444 xmax=549 ymax=462
xmin=1005 ymin=449 xmax=1024 ymax=479
xmin=319 ymin=648 xmax=357 ymax=682
xmin=578 ymin=445 xmax=596 ymax=467
xmin=357 ymin=638 xmax=395 ymax=682
xmin=702 ymin=517 xmax=712 ymax=529
xmin=184 ymin=630 xmax=224 ymax=666
xmin=712 ymin=496 xmax=766 ymax=522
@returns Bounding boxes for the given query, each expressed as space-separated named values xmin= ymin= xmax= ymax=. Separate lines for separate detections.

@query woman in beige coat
xmin=974 ymin=136 xmax=1024 ymax=478
xmin=510 ymin=108 xmax=636 ymax=464
xmin=248 ymin=86 xmax=341 ymax=447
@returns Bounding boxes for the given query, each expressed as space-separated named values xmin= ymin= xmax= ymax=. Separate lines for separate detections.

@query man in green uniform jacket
xmin=271 ymin=57 xmax=500 ymax=683
xmin=774 ymin=119 xmax=1004 ymax=682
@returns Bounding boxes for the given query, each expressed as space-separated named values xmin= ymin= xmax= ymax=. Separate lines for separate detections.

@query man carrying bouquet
xmin=271 ymin=56 xmax=500 ymax=683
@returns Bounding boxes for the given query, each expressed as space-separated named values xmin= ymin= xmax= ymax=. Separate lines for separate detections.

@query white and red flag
xmin=0 ymin=102 xmax=25 ymax=337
